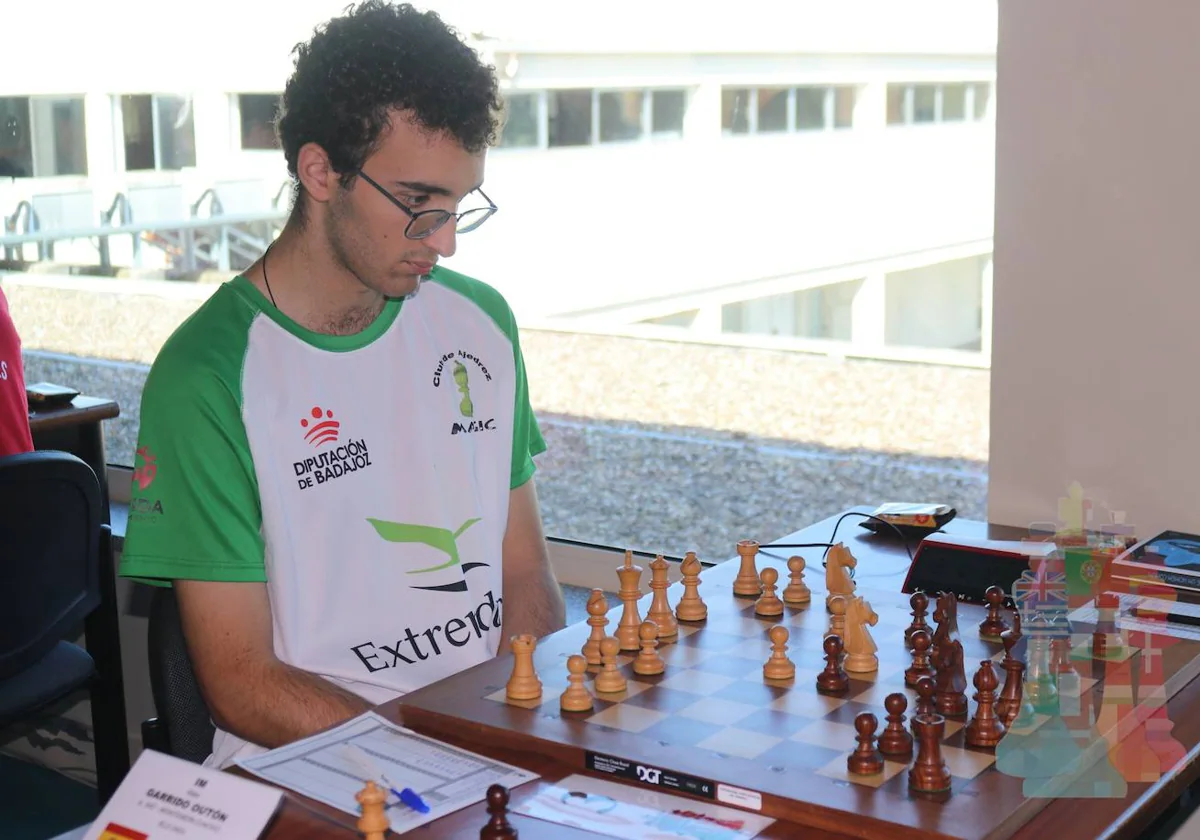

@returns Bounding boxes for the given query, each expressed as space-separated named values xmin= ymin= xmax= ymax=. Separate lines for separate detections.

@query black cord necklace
xmin=262 ymin=244 xmax=278 ymax=308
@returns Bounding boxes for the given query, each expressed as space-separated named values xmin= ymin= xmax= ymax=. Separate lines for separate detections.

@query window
xmin=722 ymin=88 xmax=751 ymax=134
xmin=794 ymin=87 xmax=826 ymax=130
xmin=0 ymin=96 xmax=87 ymax=177
xmin=650 ymin=90 xmax=685 ymax=136
xmin=599 ymin=91 xmax=643 ymax=143
xmin=499 ymin=93 xmax=539 ymax=148
xmin=238 ymin=94 xmax=280 ymax=150
xmin=886 ymin=82 xmax=993 ymax=125
xmin=722 ymin=85 xmax=857 ymax=134
xmin=120 ymin=94 xmax=196 ymax=171
xmin=757 ymin=88 xmax=789 ymax=132
xmin=548 ymin=90 xmax=593 ymax=147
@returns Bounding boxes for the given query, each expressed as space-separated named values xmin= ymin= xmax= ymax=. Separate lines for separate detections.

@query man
xmin=0 ymin=284 xmax=34 ymax=457
xmin=119 ymin=1 xmax=565 ymax=768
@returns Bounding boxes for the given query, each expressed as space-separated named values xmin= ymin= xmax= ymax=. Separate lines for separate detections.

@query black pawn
xmin=913 ymin=675 xmax=937 ymax=725
xmin=879 ymin=692 xmax=915 ymax=759
xmin=847 ymin=712 xmax=884 ymax=775
xmin=906 ymin=591 xmax=931 ymax=648
xmin=817 ymin=634 xmax=849 ymax=694
xmin=481 ymin=783 xmax=517 ymax=840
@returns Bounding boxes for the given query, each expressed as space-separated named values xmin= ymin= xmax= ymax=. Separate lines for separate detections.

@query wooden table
xmin=250 ymin=508 xmax=1200 ymax=839
xmin=29 ymin=394 xmax=119 ymax=509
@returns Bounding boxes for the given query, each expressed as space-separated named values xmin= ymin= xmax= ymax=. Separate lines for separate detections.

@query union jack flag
xmin=1012 ymin=561 xmax=1070 ymax=637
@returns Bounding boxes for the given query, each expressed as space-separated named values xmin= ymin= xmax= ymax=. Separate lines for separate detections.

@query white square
xmin=677 ymin=697 xmax=760 ymax=726
xmin=694 ymin=727 xmax=782 ymax=760
xmin=584 ymin=704 xmax=667 ymax=733
xmin=791 ymin=720 xmax=861 ymax=750
xmin=657 ymin=670 xmax=737 ymax=695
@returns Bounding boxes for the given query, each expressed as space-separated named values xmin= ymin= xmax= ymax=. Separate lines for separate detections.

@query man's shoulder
xmin=144 ymin=279 xmax=261 ymax=401
xmin=424 ymin=267 xmax=518 ymax=340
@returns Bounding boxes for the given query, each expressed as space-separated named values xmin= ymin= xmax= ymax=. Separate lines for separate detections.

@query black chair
xmin=0 ymin=450 xmax=130 ymax=804
xmin=141 ymin=586 xmax=215 ymax=764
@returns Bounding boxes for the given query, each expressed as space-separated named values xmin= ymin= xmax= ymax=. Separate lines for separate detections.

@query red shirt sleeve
xmin=0 ymin=287 xmax=34 ymax=457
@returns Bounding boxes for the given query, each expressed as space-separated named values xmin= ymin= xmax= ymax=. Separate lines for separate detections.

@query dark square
xmin=678 ymin=630 xmax=746 ymax=651
xmin=622 ymin=686 xmax=708 ymax=715
xmin=711 ymin=679 xmax=789 ymax=705
xmin=637 ymin=716 xmax=726 ymax=749
xmin=732 ymin=709 xmax=812 ymax=739
xmin=691 ymin=657 xmax=763 ymax=679
xmin=757 ymin=739 xmax=842 ymax=774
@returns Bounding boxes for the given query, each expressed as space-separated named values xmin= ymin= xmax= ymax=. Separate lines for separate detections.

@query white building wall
xmin=884 ymin=255 xmax=985 ymax=350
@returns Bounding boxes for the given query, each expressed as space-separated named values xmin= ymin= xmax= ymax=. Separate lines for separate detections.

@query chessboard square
xmin=621 ymin=686 xmax=711 ymax=715
xmin=658 ymin=643 xmax=715 ymax=667
xmin=843 ymin=661 xmax=905 ymax=683
xmin=694 ymin=727 xmax=783 ymax=760
xmin=850 ymin=680 xmax=915 ymax=706
xmin=770 ymin=689 xmax=848 ymax=718
xmin=677 ymin=697 xmax=760 ymax=727
xmin=814 ymin=753 xmax=907 ymax=788
xmin=637 ymin=715 xmax=727 ymax=749
xmin=584 ymin=703 xmax=667 ymax=733
xmin=590 ymin=679 xmax=653 ymax=702
xmin=674 ymin=624 xmax=702 ymax=639
xmin=710 ymin=679 xmax=789 ymax=706
xmin=728 ymin=637 xmax=775 ymax=662
xmin=733 ymin=708 xmax=815 ymax=739
xmin=484 ymin=686 xmax=560 ymax=709
xmin=657 ymin=669 xmax=738 ymax=695
xmin=683 ymin=631 xmax=750 ymax=653
xmin=692 ymin=656 xmax=773 ymax=679
xmin=940 ymin=745 xmax=996 ymax=779
xmin=791 ymin=720 xmax=861 ymax=750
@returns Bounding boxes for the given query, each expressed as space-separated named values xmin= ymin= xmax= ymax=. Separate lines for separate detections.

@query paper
xmin=514 ymin=774 xmax=775 ymax=839
xmin=237 ymin=711 xmax=537 ymax=833
xmin=84 ymin=749 xmax=281 ymax=840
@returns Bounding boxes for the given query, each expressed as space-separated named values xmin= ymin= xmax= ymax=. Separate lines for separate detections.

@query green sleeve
xmin=119 ymin=318 xmax=265 ymax=584
xmin=509 ymin=327 xmax=546 ymax=489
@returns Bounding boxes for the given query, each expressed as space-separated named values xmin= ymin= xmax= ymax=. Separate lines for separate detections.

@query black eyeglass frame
xmin=355 ymin=169 xmax=498 ymax=240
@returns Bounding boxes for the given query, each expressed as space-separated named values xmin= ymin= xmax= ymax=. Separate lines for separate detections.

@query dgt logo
xmin=636 ymin=765 xmax=662 ymax=784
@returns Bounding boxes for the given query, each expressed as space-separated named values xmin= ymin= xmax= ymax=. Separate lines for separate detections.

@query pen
xmin=344 ymin=745 xmax=431 ymax=814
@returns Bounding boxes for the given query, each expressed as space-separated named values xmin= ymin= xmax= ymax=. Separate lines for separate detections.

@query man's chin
xmin=380 ymin=272 xmax=426 ymax=299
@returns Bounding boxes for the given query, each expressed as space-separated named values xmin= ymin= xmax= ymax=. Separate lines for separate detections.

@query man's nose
xmin=426 ymin=220 xmax=458 ymax=258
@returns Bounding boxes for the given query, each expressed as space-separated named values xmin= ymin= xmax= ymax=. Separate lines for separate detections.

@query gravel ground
xmin=11 ymin=280 xmax=989 ymax=562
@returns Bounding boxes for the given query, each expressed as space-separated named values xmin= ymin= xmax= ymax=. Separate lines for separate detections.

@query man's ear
xmin=296 ymin=142 xmax=338 ymax=205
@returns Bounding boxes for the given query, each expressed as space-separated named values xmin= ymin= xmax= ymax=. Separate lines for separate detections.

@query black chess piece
xmin=481 ymin=783 xmax=518 ymax=839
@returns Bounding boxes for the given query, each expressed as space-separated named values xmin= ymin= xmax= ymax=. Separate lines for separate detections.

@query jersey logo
xmin=133 ymin=446 xmax=158 ymax=490
xmin=453 ymin=361 xmax=474 ymax=417
xmin=300 ymin=405 xmax=340 ymax=447
xmin=367 ymin=516 xmax=489 ymax=592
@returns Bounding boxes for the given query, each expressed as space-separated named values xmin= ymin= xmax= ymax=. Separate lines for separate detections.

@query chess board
xmin=394 ymin=550 xmax=1200 ymax=840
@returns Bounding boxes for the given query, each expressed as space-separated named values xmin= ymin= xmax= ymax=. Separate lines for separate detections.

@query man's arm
xmin=175 ymin=579 xmax=370 ymax=749
xmin=500 ymin=478 xmax=566 ymax=640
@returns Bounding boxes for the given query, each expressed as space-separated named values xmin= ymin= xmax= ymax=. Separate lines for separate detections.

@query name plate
xmin=85 ymin=749 xmax=282 ymax=840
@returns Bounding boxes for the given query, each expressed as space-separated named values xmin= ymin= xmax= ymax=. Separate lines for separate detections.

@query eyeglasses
xmin=355 ymin=169 xmax=497 ymax=240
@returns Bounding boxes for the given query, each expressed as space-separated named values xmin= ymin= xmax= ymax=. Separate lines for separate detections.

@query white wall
xmin=885 ymin=255 xmax=985 ymax=350
xmin=988 ymin=1 xmax=1200 ymax=535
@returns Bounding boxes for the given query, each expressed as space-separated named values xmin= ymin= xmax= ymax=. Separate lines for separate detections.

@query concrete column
xmin=980 ymin=254 xmax=994 ymax=358
xmin=851 ymin=272 xmax=886 ymax=347
xmin=192 ymin=91 xmax=233 ymax=175
xmin=690 ymin=303 xmax=723 ymax=336
xmin=854 ymin=81 xmax=888 ymax=130
xmin=685 ymin=82 xmax=723 ymax=142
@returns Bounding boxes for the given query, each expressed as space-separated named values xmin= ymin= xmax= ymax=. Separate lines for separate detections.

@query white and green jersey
xmin=119 ymin=268 xmax=545 ymax=768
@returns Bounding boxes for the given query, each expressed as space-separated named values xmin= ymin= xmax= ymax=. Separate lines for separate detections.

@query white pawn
xmin=560 ymin=654 xmax=594 ymax=712
xmin=782 ymin=556 xmax=811 ymax=605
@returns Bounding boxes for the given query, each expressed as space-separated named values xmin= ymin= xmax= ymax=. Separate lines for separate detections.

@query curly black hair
xmin=276 ymin=1 xmax=501 ymax=221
